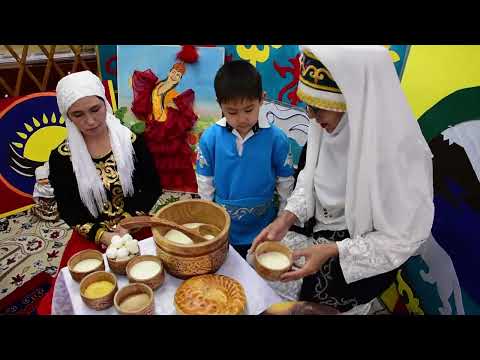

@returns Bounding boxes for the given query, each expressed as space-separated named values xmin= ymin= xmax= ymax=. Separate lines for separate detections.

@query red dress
xmin=131 ymin=70 xmax=198 ymax=193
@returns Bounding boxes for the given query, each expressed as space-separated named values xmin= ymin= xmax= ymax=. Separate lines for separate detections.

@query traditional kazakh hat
xmin=296 ymin=46 xmax=346 ymax=112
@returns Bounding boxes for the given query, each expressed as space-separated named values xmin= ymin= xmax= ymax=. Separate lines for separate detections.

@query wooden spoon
xmin=118 ymin=216 xmax=217 ymax=243
xmin=183 ymin=223 xmax=222 ymax=238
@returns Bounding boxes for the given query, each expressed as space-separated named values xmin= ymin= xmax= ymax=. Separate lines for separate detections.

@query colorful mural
xmin=222 ymin=45 xmax=410 ymax=109
xmin=116 ymin=45 xmax=224 ymax=192
xmin=259 ymin=100 xmax=309 ymax=167
xmin=399 ymin=45 xmax=480 ymax=314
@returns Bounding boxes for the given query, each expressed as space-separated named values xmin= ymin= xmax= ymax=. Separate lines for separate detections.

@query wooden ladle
xmin=118 ymin=216 xmax=221 ymax=244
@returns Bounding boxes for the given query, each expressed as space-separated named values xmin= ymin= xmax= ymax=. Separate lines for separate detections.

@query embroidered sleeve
xmin=196 ymin=174 xmax=215 ymax=200
xmin=276 ymin=176 xmax=295 ymax=213
xmin=284 ymin=169 xmax=309 ymax=224
xmin=195 ymin=131 xmax=214 ymax=177
xmin=76 ymin=223 xmax=94 ymax=238
xmin=337 ymin=232 xmax=426 ymax=284
xmin=273 ymin=131 xmax=295 ymax=178
xmin=75 ymin=222 xmax=107 ymax=243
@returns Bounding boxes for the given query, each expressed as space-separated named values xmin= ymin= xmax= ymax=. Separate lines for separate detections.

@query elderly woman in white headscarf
xmin=49 ymin=71 xmax=162 ymax=247
xmin=250 ymin=45 xmax=434 ymax=314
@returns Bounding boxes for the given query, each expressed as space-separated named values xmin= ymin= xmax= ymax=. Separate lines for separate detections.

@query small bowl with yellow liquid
xmin=79 ymin=271 xmax=118 ymax=310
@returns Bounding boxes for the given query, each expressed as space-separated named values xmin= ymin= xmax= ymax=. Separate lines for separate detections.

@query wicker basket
xmin=152 ymin=199 xmax=230 ymax=279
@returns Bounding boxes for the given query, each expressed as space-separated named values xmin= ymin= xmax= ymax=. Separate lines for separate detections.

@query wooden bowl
xmin=67 ymin=249 xmax=105 ymax=282
xmin=152 ymin=199 xmax=231 ymax=279
xmin=114 ymin=283 xmax=155 ymax=315
xmin=254 ymin=241 xmax=293 ymax=281
xmin=107 ymin=253 xmax=139 ymax=275
xmin=126 ymin=255 xmax=165 ymax=290
xmin=261 ymin=301 xmax=339 ymax=315
xmin=79 ymin=271 xmax=117 ymax=311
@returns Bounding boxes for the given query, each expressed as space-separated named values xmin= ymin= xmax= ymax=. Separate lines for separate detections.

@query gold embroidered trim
xmin=297 ymin=89 xmax=346 ymax=112
xmin=76 ymin=222 xmax=94 ymax=237
xmin=299 ymin=76 xmax=342 ymax=93
xmin=95 ymin=227 xmax=106 ymax=245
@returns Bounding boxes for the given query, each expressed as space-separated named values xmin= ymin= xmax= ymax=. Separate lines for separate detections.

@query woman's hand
xmin=113 ymin=224 xmax=129 ymax=237
xmin=100 ymin=231 xmax=115 ymax=247
xmin=249 ymin=211 xmax=299 ymax=253
xmin=280 ymin=243 xmax=339 ymax=282
xmin=100 ymin=226 xmax=129 ymax=247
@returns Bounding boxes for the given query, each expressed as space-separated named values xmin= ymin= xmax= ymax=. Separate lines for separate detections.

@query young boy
xmin=195 ymin=60 xmax=295 ymax=258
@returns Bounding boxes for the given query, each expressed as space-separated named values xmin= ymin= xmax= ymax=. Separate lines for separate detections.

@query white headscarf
xmin=55 ymin=71 xmax=136 ymax=218
xmin=299 ymin=45 xmax=434 ymax=283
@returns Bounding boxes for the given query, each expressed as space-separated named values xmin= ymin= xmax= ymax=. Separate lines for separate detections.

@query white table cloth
xmin=52 ymin=237 xmax=283 ymax=315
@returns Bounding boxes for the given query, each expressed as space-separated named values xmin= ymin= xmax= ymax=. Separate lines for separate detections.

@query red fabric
xmin=132 ymin=227 xmax=152 ymax=240
xmin=0 ymin=271 xmax=52 ymax=312
xmin=392 ymin=297 xmax=410 ymax=315
xmin=176 ymin=45 xmax=199 ymax=64
xmin=0 ymin=186 xmax=34 ymax=214
xmin=102 ymin=80 xmax=115 ymax=110
xmin=0 ymin=96 xmax=18 ymax=111
xmin=131 ymin=69 xmax=159 ymax=120
xmin=36 ymin=228 xmax=153 ymax=315
xmin=144 ymin=89 xmax=198 ymax=193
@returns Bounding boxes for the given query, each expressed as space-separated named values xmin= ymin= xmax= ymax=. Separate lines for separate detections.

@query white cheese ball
xmin=125 ymin=239 xmax=139 ymax=255
xmin=116 ymin=247 xmax=129 ymax=260
xmin=111 ymin=236 xmax=123 ymax=249
xmin=122 ymin=233 xmax=133 ymax=243
xmin=106 ymin=246 xmax=118 ymax=259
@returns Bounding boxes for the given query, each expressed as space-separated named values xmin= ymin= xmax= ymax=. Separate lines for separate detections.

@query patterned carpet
xmin=0 ymin=209 xmax=72 ymax=303
xmin=150 ymin=190 xmax=200 ymax=214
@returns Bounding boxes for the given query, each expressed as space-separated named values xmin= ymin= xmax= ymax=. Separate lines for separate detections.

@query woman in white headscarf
xmin=250 ymin=45 xmax=434 ymax=314
xmin=49 ymin=71 xmax=162 ymax=247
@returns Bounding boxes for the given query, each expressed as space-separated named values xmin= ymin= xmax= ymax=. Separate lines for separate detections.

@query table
xmin=52 ymin=237 xmax=283 ymax=315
